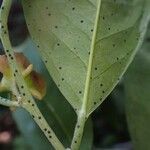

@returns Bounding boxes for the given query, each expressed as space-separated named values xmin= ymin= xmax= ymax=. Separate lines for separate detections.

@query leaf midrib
xmin=82 ymin=0 xmax=102 ymax=114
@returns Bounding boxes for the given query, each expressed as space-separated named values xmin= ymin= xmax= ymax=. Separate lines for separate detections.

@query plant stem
xmin=0 ymin=96 xmax=20 ymax=107
xmin=71 ymin=110 xmax=86 ymax=150
xmin=0 ymin=0 xmax=65 ymax=149
xmin=22 ymin=102 xmax=65 ymax=150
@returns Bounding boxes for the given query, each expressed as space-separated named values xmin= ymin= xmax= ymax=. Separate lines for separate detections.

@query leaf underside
xmin=22 ymin=0 xmax=148 ymax=115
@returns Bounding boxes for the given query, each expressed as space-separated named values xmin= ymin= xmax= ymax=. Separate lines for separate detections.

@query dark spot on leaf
xmin=100 ymin=84 xmax=103 ymax=87
xmin=113 ymin=44 xmax=115 ymax=47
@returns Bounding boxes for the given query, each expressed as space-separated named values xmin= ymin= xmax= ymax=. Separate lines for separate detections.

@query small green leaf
xmin=22 ymin=0 xmax=150 ymax=116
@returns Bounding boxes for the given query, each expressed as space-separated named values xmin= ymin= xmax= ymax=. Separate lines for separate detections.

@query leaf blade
xmin=22 ymin=0 xmax=149 ymax=115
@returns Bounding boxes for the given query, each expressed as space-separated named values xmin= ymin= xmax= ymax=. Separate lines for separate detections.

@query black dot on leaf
xmin=100 ymin=84 xmax=103 ymax=87
xmin=113 ymin=44 xmax=115 ymax=47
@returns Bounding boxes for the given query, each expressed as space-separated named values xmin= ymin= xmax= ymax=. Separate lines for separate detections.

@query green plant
xmin=0 ymin=0 xmax=150 ymax=150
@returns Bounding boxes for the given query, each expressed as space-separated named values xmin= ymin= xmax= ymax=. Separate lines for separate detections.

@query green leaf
xmin=22 ymin=0 xmax=149 ymax=116
xmin=13 ymin=136 xmax=31 ymax=150
xmin=13 ymin=39 xmax=93 ymax=150
xmin=125 ymin=24 xmax=150 ymax=149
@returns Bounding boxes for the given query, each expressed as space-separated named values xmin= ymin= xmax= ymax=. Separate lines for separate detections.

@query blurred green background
xmin=0 ymin=0 xmax=149 ymax=150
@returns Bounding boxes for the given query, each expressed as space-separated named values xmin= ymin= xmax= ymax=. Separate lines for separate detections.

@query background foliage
xmin=0 ymin=0 xmax=149 ymax=150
